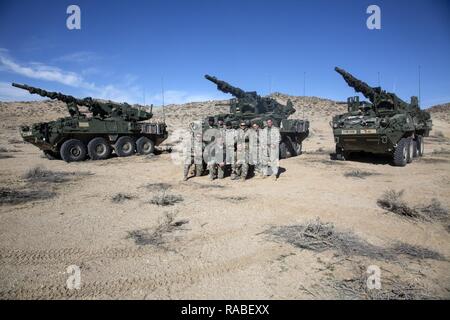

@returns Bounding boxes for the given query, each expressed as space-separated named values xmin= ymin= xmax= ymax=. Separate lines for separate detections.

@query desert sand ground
xmin=0 ymin=96 xmax=449 ymax=299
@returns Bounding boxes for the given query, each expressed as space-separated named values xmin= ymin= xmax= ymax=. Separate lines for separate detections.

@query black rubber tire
xmin=393 ymin=137 xmax=408 ymax=167
xmin=60 ymin=139 xmax=87 ymax=162
xmin=412 ymin=139 xmax=418 ymax=158
xmin=279 ymin=141 xmax=288 ymax=159
xmin=114 ymin=136 xmax=135 ymax=157
xmin=407 ymin=137 xmax=414 ymax=163
xmin=136 ymin=137 xmax=155 ymax=155
xmin=335 ymin=145 xmax=348 ymax=161
xmin=43 ymin=150 xmax=61 ymax=160
xmin=295 ymin=142 xmax=303 ymax=156
xmin=416 ymin=135 xmax=424 ymax=157
xmin=87 ymin=137 xmax=111 ymax=160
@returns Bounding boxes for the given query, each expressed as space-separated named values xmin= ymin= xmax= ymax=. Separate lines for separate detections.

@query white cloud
xmin=0 ymin=49 xmax=223 ymax=105
xmin=150 ymin=90 xmax=224 ymax=105
xmin=0 ymin=51 xmax=93 ymax=88
xmin=53 ymin=51 xmax=99 ymax=64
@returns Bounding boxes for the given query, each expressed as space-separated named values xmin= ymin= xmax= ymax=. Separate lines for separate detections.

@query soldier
xmin=207 ymin=117 xmax=215 ymax=129
xmin=261 ymin=118 xmax=281 ymax=180
xmin=235 ymin=120 xmax=250 ymax=181
xmin=249 ymin=120 xmax=262 ymax=177
xmin=204 ymin=120 xmax=224 ymax=181
xmin=183 ymin=122 xmax=203 ymax=181
xmin=225 ymin=121 xmax=237 ymax=179
xmin=217 ymin=117 xmax=225 ymax=128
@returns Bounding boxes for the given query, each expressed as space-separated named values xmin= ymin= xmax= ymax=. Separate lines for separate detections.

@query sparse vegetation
xmin=126 ymin=213 xmax=189 ymax=247
xmin=215 ymin=196 xmax=247 ymax=202
xmin=376 ymin=190 xmax=419 ymax=218
xmin=265 ymin=218 xmax=445 ymax=262
xmin=332 ymin=270 xmax=435 ymax=300
xmin=23 ymin=166 xmax=92 ymax=183
xmin=391 ymin=242 xmax=446 ymax=261
xmin=144 ymin=182 xmax=172 ymax=191
xmin=377 ymin=189 xmax=449 ymax=222
xmin=150 ymin=191 xmax=183 ymax=206
xmin=0 ymin=187 xmax=56 ymax=205
xmin=344 ymin=170 xmax=378 ymax=179
xmin=111 ymin=193 xmax=134 ymax=203
xmin=265 ymin=218 xmax=389 ymax=259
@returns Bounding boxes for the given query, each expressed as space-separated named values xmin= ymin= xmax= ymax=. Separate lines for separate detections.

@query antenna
xmin=377 ymin=72 xmax=380 ymax=87
xmin=161 ymin=76 xmax=166 ymax=123
xmin=303 ymin=72 xmax=306 ymax=96
xmin=143 ymin=89 xmax=146 ymax=106
xmin=303 ymin=72 xmax=306 ymax=120
xmin=418 ymin=65 xmax=421 ymax=108
xmin=269 ymin=75 xmax=272 ymax=95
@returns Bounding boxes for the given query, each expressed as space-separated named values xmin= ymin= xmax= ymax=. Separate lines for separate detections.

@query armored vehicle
xmin=13 ymin=83 xmax=168 ymax=162
xmin=203 ymin=75 xmax=309 ymax=158
xmin=331 ymin=68 xmax=432 ymax=166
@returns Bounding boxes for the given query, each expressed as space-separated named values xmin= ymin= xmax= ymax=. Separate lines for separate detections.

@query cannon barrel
xmin=335 ymin=67 xmax=377 ymax=102
xmin=204 ymin=74 xmax=248 ymax=99
xmin=12 ymin=83 xmax=152 ymax=120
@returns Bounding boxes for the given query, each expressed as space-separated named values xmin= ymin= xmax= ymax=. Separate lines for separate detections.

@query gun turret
xmin=12 ymin=83 xmax=152 ymax=121
xmin=334 ymin=68 xmax=408 ymax=111
xmin=205 ymin=75 xmax=256 ymax=99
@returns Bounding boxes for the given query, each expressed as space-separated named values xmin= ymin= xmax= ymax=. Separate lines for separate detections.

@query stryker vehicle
xmin=13 ymin=83 xmax=168 ymax=162
xmin=331 ymin=68 xmax=432 ymax=166
xmin=203 ymin=75 xmax=309 ymax=158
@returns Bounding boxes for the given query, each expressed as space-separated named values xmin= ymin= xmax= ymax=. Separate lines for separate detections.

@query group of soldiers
xmin=183 ymin=116 xmax=281 ymax=181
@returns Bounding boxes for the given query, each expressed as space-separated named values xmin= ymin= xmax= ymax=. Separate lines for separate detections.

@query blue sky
xmin=0 ymin=0 xmax=449 ymax=108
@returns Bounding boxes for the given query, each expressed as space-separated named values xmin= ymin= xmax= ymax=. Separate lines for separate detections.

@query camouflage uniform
xmin=260 ymin=124 xmax=281 ymax=178
xmin=183 ymin=123 xmax=203 ymax=180
xmin=236 ymin=126 xmax=249 ymax=180
xmin=249 ymin=123 xmax=262 ymax=175
xmin=225 ymin=126 xmax=237 ymax=179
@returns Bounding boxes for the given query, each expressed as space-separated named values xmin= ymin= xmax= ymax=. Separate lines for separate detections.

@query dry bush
xmin=344 ymin=170 xmax=378 ymax=179
xmin=144 ymin=182 xmax=172 ymax=191
xmin=265 ymin=218 xmax=445 ymax=262
xmin=332 ymin=271 xmax=435 ymax=300
xmin=23 ymin=166 xmax=92 ymax=183
xmin=126 ymin=213 xmax=189 ymax=247
xmin=265 ymin=218 xmax=389 ymax=260
xmin=111 ymin=193 xmax=134 ymax=203
xmin=215 ymin=196 xmax=247 ymax=202
xmin=391 ymin=242 xmax=446 ymax=261
xmin=0 ymin=187 xmax=56 ymax=205
xmin=150 ymin=191 xmax=183 ymax=206
xmin=377 ymin=190 xmax=449 ymax=222
xmin=376 ymin=190 xmax=419 ymax=218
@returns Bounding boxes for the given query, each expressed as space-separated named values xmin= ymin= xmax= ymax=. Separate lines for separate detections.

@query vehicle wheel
xmin=43 ymin=150 xmax=61 ymax=160
xmin=88 ymin=137 xmax=111 ymax=160
xmin=293 ymin=142 xmax=302 ymax=156
xmin=136 ymin=137 xmax=155 ymax=155
xmin=279 ymin=141 xmax=288 ymax=159
xmin=407 ymin=137 xmax=414 ymax=163
xmin=416 ymin=135 xmax=424 ymax=157
xmin=335 ymin=145 xmax=347 ymax=161
xmin=393 ymin=137 xmax=408 ymax=167
xmin=412 ymin=139 xmax=418 ymax=158
xmin=114 ymin=136 xmax=135 ymax=157
xmin=60 ymin=139 xmax=87 ymax=162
